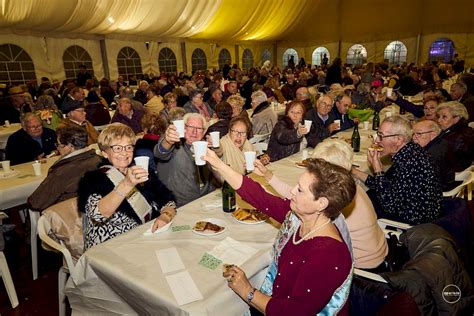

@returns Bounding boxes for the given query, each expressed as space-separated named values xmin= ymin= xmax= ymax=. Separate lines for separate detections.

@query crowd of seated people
xmin=1 ymin=56 xmax=474 ymax=315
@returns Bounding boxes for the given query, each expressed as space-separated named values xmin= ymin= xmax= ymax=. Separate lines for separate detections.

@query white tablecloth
xmin=0 ymin=156 xmax=59 ymax=210
xmin=0 ymin=123 xmax=21 ymax=150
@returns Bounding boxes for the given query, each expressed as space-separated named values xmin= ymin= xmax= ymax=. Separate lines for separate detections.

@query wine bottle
xmin=351 ymin=124 xmax=361 ymax=152
xmin=372 ymin=111 xmax=380 ymax=131
xmin=222 ymin=181 xmax=236 ymax=213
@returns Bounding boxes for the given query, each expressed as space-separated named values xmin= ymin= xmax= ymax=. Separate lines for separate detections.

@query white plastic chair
xmin=468 ymin=121 xmax=474 ymax=129
xmin=377 ymin=218 xmax=412 ymax=239
xmin=0 ymin=212 xmax=18 ymax=308
xmin=249 ymin=133 xmax=270 ymax=144
xmin=454 ymin=165 xmax=474 ymax=201
xmin=253 ymin=142 xmax=268 ymax=156
xmin=443 ymin=171 xmax=474 ymax=200
xmin=28 ymin=209 xmax=40 ymax=280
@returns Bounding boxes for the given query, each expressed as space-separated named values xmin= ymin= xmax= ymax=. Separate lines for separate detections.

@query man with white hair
xmin=352 ymin=115 xmax=442 ymax=225
xmin=450 ymin=82 xmax=474 ymax=122
xmin=250 ymin=90 xmax=277 ymax=135
xmin=304 ymin=94 xmax=337 ymax=147
xmin=412 ymin=120 xmax=456 ymax=191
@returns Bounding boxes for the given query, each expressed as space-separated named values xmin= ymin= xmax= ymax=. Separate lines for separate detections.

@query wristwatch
xmin=247 ymin=288 xmax=257 ymax=303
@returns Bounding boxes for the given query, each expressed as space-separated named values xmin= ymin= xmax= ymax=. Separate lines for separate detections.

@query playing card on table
xmin=198 ymin=253 xmax=222 ymax=270
xmin=172 ymin=225 xmax=191 ymax=232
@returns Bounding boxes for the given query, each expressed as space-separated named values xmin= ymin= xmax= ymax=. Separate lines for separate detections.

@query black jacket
xmin=5 ymin=127 xmax=56 ymax=165
xmin=424 ymin=135 xmax=456 ymax=191
xmin=267 ymin=118 xmax=303 ymax=161
xmin=439 ymin=119 xmax=474 ymax=172
xmin=304 ymin=108 xmax=334 ymax=148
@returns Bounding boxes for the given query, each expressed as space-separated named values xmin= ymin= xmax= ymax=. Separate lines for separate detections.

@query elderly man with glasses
xmin=352 ymin=115 xmax=442 ymax=225
xmin=154 ymin=113 xmax=216 ymax=206
xmin=304 ymin=94 xmax=337 ymax=148
xmin=5 ymin=113 xmax=57 ymax=165
xmin=57 ymin=99 xmax=98 ymax=145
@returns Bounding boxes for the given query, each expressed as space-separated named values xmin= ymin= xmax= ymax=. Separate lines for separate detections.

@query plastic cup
xmin=1 ymin=160 xmax=10 ymax=172
xmin=32 ymin=161 xmax=42 ymax=176
xmin=244 ymin=151 xmax=256 ymax=171
xmin=363 ymin=121 xmax=369 ymax=130
xmin=386 ymin=88 xmax=393 ymax=97
xmin=134 ymin=156 xmax=149 ymax=171
xmin=304 ymin=120 xmax=312 ymax=131
xmin=192 ymin=141 xmax=208 ymax=166
xmin=4 ymin=120 xmax=10 ymax=127
xmin=210 ymin=131 xmax=220 ymax=148
xmin=173 ymin=120 xmax=185 ymax=138
xmin=334 ymin=119 xmax=341 ymax=130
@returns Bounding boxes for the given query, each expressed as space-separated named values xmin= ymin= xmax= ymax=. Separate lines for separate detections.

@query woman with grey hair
xmin=254 ymin=139 xmax=388 ymax=270
xmin=436 ymin=101 xmax=474 ymax=171
xmin=183 ymin=89 xmax=215 ymax=121
xmin=250 ymin=90 xmax=277 ymax=135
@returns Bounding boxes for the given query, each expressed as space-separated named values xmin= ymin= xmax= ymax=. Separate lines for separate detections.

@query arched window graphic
xmin=63 ymin=45 xmax=94 ymax=80
xmin=429 ymin=38 xmax=456 ymax=63
xmin=384 ymin=41 xmax=407 ymax=65
xmin=346 ymin=44 xmax=367 ymax=65
xmin=191 ymin=48 xmax=207 ymax=72
xmin=242 ymin=49 xmax=254 ymax=70
xmin=117 ymin=47 xmax=143 ymax=80
xmin=218 ymin=49 xmax=231 ymax=70
xmin=0 ymin=44 xmax=36 ymax=85
xmin=158 ymin=47 xmax=177 ymax=74
xmin=312 ymin=47 xmax=330 ymax=66
xmin=282 ymin=48 xmax=298 ymax=68
xmin=261 ymin=48 xmax=272 ymax=65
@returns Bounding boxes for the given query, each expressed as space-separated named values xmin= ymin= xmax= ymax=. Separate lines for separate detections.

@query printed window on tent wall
xmin=242 ymin=49 xmax=254 ymax=70
xmin=346 ymin=44 xmax=367 ymax=65
xmin=428 ymin=38 xmax=456 ymax=63
xmin=63 ymin=45 xmax=94 ymax=80
xmin=261 ymin=48 xmax=272 ymax=66
xmin=158 ymin=47 xmax=177 ymax=74
xmin=282 ymin=48 xmax=298 ymax=68
xmin=191 ymin=48 xmax=207 ymax=73
xmin=384 ymin=41 xmax=407 ymax=65
xmin=218 ymin=49 xmax=231 ymax=70
xmin=312 ymin=47 xmax=330 ymax=66
xmin=0 ymin=44 xmax=36 ymax=85
xmin=117 ymin=47 xmax=143 ymax=81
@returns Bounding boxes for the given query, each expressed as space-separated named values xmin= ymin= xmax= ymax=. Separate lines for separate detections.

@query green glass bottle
xmin=351 ymin=124 xmax=360 ymax=152
xmin=222 ymin=181 xmax=236 ymax=213
xmin=372 ymin=111 xmax=380 ymax=131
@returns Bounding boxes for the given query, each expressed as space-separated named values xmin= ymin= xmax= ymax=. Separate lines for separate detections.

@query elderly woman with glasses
xmin=436 ymin=101 xmax=474 ymax=172
xmin=78 ymin=123 xmax=176 ymax=249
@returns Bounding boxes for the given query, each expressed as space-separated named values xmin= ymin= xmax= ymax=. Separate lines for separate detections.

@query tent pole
xmin=99 ymin=39 xmax=109 ymax=80
xmin=415 ymin=33 xmax=421 ymax=65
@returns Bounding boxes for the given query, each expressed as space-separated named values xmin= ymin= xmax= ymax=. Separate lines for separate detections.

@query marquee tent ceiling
xmin=1 ymin=0 xmax=473 ymax=43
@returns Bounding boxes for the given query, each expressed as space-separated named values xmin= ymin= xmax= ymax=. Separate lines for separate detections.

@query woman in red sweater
xmin=203 ymin=150 xmax=356 ymax=315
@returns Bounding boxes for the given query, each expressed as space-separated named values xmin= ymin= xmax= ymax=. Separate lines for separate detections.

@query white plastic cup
xmin=301 ymin=149 xmax=309 ymax=160
xmin=363 ymin=121 xmax=369 ymax=130
xmin=4 ymin=120 xmax=10 ymax=127
xmin=386 ymin=88 xmax=393 ymax=97
xmin=173 ymin=120 xmax=185 ymax=138
xmin=304 ymin=120 xmax=312 ymax=131
xmin=192 ymin=141 xmax=208 ymax=166
xmin=32 ymin=161 xmax=42 ymax=176
xmin=334 ymin=119 xmax=341 ymax=130
xmin=209 ymin=131 xmax=220 ymax=148
xmin=134 ymin=156 xmax=149 ymax=171
xmin=1 ymin=160 xmax=10 ymax=172
xmin=244 ymin=151 xmax=256 ymax=171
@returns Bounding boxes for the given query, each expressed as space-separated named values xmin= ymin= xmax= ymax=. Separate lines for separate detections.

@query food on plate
xmin=368 ymin=144 xmax=384 ymax=152
xmin=223 ymin=263 xmax=235 ymax=273
xmin=193 ymin=221 xmax=225 ymax=233
xmin=295 ymin=158 xmax=310 ymax=168
xmin=232 ymin=208 xmax=269 ymax=222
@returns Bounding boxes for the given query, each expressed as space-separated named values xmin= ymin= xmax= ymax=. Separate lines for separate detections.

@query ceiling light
xmin=107 ymin=16 xmax=115 ymax=24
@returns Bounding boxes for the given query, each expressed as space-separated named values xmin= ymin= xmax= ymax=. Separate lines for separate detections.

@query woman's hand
xmin=297 ymin=124 xmax=309 ymax=136
xmin=223 ymin=265 xmax=253 ymax=300
xmin=202 ymin=148 xmax=224 ymax=169
xmin=253 ymin=159 xmax=273 ymax=181
xmin=125 ymin=166 xmax=149 ymax=186
xmin=151 ymin=206 xmax=176 ymax=232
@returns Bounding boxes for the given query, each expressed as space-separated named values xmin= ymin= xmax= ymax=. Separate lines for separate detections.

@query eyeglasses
xmin=109 ymin=144 xmax=134 ymax=153
xmin=319 ymin=102 xmax=332 ymax=108
xmin=185 ymin=124 xmax=205 ymax=133
xmin=376 ymin=131 xmax=400 ymax=140
xmin=26 ymin=124 xmax=42 ymax=130
xmin=413 ymin=130 xmax=433 ymax=137
xmin=230 ymin=129 xmax=247 ymax=137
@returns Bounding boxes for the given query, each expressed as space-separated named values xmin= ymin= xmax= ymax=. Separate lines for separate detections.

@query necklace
xmin=292 ymin=218 xmax=331 ymax=245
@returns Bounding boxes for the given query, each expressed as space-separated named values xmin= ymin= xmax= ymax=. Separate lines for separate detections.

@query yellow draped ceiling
xmin=0 ymin=0 xmax=473 ymax=42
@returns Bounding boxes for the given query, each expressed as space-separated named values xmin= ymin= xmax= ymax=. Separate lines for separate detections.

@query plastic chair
xmin=455 ymin=165 xmax=474 ymax=201
xmin=443 ymin=171 xmax=474 ymax=200
xmin=253 ymin=142 xmax=268 ymax=156
xmin=377 ymin=218 xmax=412 ymax=239
xmin=249 ymin=133 xmax=270 ymax=144
xmin=28 ymin=209 xmax=40 ymax=280
xmin=0 ymin=212 xmax=18 ymax=308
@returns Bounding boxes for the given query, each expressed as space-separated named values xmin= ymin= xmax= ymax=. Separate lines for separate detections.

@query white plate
xmin=231 ymin=213 xmax=267 ymax=225
xmin=143 ymin=220 xmax=172 ymax=236
xmin=192 ymin=218 xmax=227 ymax=236
xmin=0 ymin=170 xmax=19 ymax=179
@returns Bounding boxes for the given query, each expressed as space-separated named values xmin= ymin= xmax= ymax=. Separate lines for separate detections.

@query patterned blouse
xmin=365 ymin=142 xmax=442 ymax=225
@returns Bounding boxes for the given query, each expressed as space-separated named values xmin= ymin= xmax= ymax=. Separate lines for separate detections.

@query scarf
xmin=220 ymin=134 xmax=254 ymax=175
xmin=194 ymin=103 xmax=211 ymax=119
